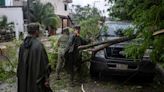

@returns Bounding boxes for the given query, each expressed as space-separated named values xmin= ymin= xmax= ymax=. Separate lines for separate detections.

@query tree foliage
xmin=24 ymin=0 xmax=60 ymax=29
xmin=108 ymin=0 xmax=133 ymax=20
xmin=71 ymin=5 xmax=101 ymax=24
xmin=80 ymin=17 xmax=100 ymax=41
xmin=108 ymin=0 xmax=164 ymax=62
xmin=71 ymin=5 xmax=102 ymax=41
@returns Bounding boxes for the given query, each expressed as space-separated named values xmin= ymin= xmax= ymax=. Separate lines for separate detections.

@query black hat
xmin=27 ymin=23 xmax=40 ymax=33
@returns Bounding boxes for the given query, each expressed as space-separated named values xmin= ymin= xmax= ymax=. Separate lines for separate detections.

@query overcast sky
xmin=71 ymin=0 xmax=110 ymax=17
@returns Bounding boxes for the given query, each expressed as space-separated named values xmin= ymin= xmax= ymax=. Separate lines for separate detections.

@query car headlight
xmin=95 ymin=50 xmax=105 ymax=58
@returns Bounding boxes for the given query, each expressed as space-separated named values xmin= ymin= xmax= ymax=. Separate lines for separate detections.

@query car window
xmin=101 ymin=21 xmax=132 ymax=37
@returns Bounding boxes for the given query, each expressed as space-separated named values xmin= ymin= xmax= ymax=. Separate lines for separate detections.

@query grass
xmin=0 ymin=69 xmax=15 ymax=82
xmin=0 ymin=41 xmax=19 ymax=82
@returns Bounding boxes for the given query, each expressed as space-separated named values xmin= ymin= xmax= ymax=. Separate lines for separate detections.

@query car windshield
xmin=101 ymin=21 xmax=132 ymax=37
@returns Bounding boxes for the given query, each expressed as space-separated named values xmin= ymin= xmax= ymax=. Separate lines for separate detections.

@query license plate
xmin=116 ymin=64 xmax=128 ymax=70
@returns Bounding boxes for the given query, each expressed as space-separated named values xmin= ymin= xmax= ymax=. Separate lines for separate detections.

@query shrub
xmin=48 ymin=35 xmax=60 ymax=70
xmin=0 ymin=42 xmax=20 ymax=81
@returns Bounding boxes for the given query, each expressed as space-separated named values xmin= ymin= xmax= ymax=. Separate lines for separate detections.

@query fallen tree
xmin=78 ymin=36 xmax=135 ymax=50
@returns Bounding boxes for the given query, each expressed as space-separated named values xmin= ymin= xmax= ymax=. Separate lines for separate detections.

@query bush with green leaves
xmin=0 ymin=16 xmax=15 ymax=42
xmin=71 ymin=5 xmax=102 ymax=41
xmin=80 ymin=17 xmax=100 ymax=41
xmin=0 ymin=40 xmax=21 ymax=81
xmin=151 ymin=36 xmax=164 ymax=62
xmin=0 ymin=16 xmax=14 ymax=33
xmin=48 ymin=36 xmax=60 ymax=70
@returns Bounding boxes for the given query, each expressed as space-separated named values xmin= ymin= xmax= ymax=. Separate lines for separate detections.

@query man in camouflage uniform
xmin=64 ymin=25 xmax=89 ymax=84
xmin=56 ymin=28 xmax=70 ymax=80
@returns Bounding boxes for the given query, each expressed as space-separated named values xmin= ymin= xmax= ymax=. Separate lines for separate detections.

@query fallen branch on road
xmin=81 ymin=84 xmax=86 ymax=92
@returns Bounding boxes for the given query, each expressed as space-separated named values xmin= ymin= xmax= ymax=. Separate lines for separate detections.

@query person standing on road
xmin=56 ymin=27 xmax=70 ymax=80
xmin=17 ymin=23 xmax=52 ymax=92
xmin=64 ymin=25 xmax=89 ymax=85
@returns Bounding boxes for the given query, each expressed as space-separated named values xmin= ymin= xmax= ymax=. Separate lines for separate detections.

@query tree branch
xmin=78 ymin=36 xmax=135 ymax=50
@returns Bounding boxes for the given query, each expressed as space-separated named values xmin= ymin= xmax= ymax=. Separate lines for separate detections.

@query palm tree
xmin=24 ymin=0 xmax=60 ymax=30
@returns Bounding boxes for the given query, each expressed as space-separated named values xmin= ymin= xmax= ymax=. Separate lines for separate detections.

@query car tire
xmin=90 ymin=64 xmax=99 ymax=80
xmin=90 ymin=64 xmax=104 ymax=81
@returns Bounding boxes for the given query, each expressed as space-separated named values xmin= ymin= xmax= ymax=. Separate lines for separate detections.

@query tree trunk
xmin=78 ymin=36 xmax=135 ymax=50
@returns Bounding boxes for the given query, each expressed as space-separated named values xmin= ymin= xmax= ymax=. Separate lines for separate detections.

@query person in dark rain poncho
xmin=17 ymin=23 xmax=52 ymax=92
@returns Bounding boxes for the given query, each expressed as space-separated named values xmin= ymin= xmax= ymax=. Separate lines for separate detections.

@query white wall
xmin=13 ymin=0 xmax=23 ymax=6
xmin=0 ymin=7 xmax=24 ymax=39
xmin=54 ymin=0 xmax=70 ymax=16
xmin=41 ymin=0 xmax=70 ymax=16
xmin=5 ymin=0 xmax=23 ymax=6
xmin=5 ymin=0 xmax=13 ymax=6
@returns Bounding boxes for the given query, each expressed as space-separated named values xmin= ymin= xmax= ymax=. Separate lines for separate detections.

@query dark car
xmin=90 ymin=21 xmax=156 ymax=81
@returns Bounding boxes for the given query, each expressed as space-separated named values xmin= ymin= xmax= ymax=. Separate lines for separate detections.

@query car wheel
xmin=90 ymin=64 xmax=99 ymax=79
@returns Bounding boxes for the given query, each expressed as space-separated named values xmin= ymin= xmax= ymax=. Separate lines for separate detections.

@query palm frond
xmin=28 ymin=0 xmax=60 ymax=29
